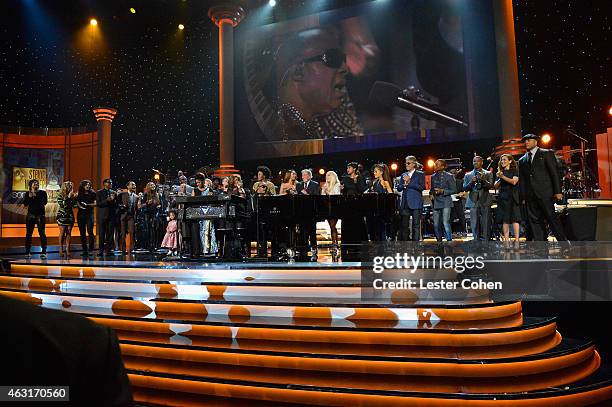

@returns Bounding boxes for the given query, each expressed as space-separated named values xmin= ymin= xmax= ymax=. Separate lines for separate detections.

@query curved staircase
xmin=2 ymin=260 xmax=611 ymax=406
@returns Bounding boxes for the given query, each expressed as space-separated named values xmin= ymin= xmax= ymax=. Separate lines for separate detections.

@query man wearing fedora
xmin=518 ymin=133 xmax=568 ymax=241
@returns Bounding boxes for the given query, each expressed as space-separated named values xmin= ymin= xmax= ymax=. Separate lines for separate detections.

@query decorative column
xmin=208 ymin=4 xmax=245 ymax=178
xmin=92 ymin=107 xmax=117 ymax=186
xmin=492 ymin=0 xmax=523 ymax=157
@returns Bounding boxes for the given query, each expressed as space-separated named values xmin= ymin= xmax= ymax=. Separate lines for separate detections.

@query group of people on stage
xmin=22 ymin=132 xmax=568 ymax=258
xmin=24 ymin=177 xmax=168 ymax=258
xmin=243 ymin=132 xmax=568 ymax=248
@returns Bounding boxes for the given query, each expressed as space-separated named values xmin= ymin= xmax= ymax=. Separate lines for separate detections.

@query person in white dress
xmin=321 ymin=171 xmax=341 ymax=247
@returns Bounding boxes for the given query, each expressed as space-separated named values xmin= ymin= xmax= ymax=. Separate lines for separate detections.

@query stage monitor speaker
xmin=596 ymin=206 xmax=612 ymax=241
xmin=561 ymin=207 xmax=597 ymax=241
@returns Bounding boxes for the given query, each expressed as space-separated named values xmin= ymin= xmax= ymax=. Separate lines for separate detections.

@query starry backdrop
xmin=0 ymin=0 xmax=609 ymax=186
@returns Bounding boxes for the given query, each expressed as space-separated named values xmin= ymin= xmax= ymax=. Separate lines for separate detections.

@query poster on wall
xmin=2 ymin=148 xmax=64 ymax=223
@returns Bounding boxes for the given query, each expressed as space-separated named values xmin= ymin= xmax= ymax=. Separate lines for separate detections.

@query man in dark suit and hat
xmin=518 ymin=133 xmax=568 ymax=241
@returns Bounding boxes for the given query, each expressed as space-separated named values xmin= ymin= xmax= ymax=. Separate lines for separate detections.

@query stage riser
xmin=127 ymin=370 xmax=612 ymax=407
xmin=3 ymin=258 xmax=612 ymax=406
xmin=118 ymin=343 xmax=597 ymax=379
xmin=0 ymin=276 xmax=489 ymax=303
xmin=115 ymin=331 xmax=562 ymax=360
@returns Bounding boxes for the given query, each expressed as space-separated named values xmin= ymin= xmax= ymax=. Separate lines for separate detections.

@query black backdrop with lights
xmin=0 ymin=0 xmax=609 ymax=186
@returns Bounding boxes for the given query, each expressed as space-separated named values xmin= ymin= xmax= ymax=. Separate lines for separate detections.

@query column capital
xmin=493 ymin=138 xmax=524 ymax=158
xmin=92 ymin=107 xmax=118 ymax=122
xmin=208 ymin=4 xmax=245 ymax=27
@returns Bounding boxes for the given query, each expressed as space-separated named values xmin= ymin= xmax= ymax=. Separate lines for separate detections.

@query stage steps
xmin=3 ymin=260 xmax=612 ymax=406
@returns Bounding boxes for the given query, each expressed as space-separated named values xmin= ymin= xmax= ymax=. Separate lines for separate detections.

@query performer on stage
xmin=463 ymin=156 xmax=493 ymax=241
xmin=495 ymin=154 xmax=522 ymax=245
xmin=367 ymin=163 xmax=393 ymax=241
xmin=161 ymin=210 xmax=179 ymax=256
xmin=518 ymin=133 xmax=568 ymax=242
xmin=280 ymin=170 xmax=298 ymax=195
xmin=396 ymin=156 xmax=425 ymax=241
xmin=56 ymin=181 xmax=78 ymax=257
xmin=192 ymin=175 xmax=217 ymax=255
xmin=96 ymin=178 xmax=117 ymax=257
xmin=368 ymin=163 xmax=393 ymax=194
xmin=252 ymin=166 xmax=276 ymax=196
xmin=118 ymin=181 xmax=138 ymax=254
xmin=24 ymin=179 xmax=48 ymax=259
xmin=138 ymin=181 xmax=161 ymax=252
xmin=227 ymin=174 xmax=246 ymax=198
xmin=321 ymin=170 xmax=342 ymax=247
xmin=297 ymin=169 xmax=320 ymax=258
xmin=341 ymin=162 xmax=367 ymax=195
xmin=430 ymin=159 xmax=457 ymax=242
xmin=76 ymin=180 xmax=96 ymax=257
xmin=340 ymin=162 xmax=368 ymax=260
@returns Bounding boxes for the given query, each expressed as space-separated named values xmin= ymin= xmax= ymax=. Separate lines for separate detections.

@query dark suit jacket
xmin=396 ymin=170 xmax=425 ymax=210
xmin=96 ymin=188 xmax=117 ymax=220
xmin=463 ymin=169 xmax=493 ymax=208
xmin=341 ymin=175 xmax=367 ymax=195
xmin=0 ymin=294 xmax=132 ymax=406
xmin=296 ymin=180 xmax=321 ymax=195
xmin=118 ymin=191 xmax=138 ymax=219
xmin=518 ymin=148 xmax=561 ymax=200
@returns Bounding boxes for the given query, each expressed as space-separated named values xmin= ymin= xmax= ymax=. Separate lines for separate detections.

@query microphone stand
xmin=397 ymin=95 xmax=468 ymax=127
xmin=566 ymin=128 xmax=593 ymax=198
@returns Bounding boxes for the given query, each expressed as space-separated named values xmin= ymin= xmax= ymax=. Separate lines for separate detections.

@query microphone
xmin=368 ymin=81 xmax=468 ymax=127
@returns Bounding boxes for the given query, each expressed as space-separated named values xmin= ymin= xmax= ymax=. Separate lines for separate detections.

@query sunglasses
xmin=301 ymin=48 xmax=346 ymax=69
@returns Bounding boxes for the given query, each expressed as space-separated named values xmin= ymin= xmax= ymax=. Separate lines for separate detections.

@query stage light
xmin=608 ymin=105 xmax=612 ymax=116
xmin=318 ymin=168 xmax=325 ymax=175
xmin=427 ymin=159 xmax=435 ymax=168
xmin=178 ymin=24 xmax=185 ymax=30
xmin=90 ymin=18 xmax=98 ymax=26
xmin=541 ymin=133 xmax=552 ymax=144
xmin=153 ymin=173 xmax=160 ymax=181
xmin=269 ymin=0 xmax=277 ymax=6
xmin=130 ymin=7 xmax=136 ymax=14
xmin=390 ymin=163 xmax=398 ymax=171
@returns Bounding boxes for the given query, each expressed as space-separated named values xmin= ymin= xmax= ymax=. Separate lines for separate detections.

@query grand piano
xmin=256 ymin=194 xmax=398 ymax=260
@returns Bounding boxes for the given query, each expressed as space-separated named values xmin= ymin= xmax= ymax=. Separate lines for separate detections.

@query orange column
xmin=92 ymin=107 xmax=117 ymax=187
xmin=596 ymin=128 xmax=612 ymax=198
xmin=208 ymin=5 xmax=245 ymax=178
xmin=492 ymin=0 xmax=523 ymax=157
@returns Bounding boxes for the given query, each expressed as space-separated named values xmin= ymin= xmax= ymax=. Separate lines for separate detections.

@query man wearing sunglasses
xmin=274 ymin=28 xmax=350 ymax=140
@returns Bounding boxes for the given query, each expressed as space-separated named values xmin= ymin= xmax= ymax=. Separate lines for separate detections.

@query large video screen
xmin=236 ymin=0 xmax=497 ymax=162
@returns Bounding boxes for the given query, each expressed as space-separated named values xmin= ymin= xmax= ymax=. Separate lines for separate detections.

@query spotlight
xmin=89 ymin=18 xmax=98 ymax=26
xmin=427 ymin=159 xmax=435 ymax=168
xmin=318 ymin=168 xmax=325 ymax=175
xmin=541 ymin=133 xmax=552 ymax=144
xmin=390 ymin=163 xmax=398 ymax=171
xmin=153 ymin=173 xmax=160 ymax=181
xmin=269 ymin=0 xmax=277 ymax=6
xmin=130 ymin=7 xmax=136 ymax=14
xmin=608 ymin=105 xmax=612 ymax=116
xmin=178 ymin=24 xmax=185 ymax=30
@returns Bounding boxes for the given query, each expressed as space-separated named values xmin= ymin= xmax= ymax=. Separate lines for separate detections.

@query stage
xmin=1 ymin=245 xmax=611 ymax=406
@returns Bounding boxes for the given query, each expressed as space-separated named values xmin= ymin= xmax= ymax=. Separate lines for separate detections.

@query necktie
xmin=528 ymin=151 xmax=533 ymax=162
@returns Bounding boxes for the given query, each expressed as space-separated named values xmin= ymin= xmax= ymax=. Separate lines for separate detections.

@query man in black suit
xmin=118 ymin=181 xmax=138 ymax=254
xmin=0 ymin=294 xmax=132 ymax=405
xmin=296 ymin=169 xmax=321 ymax=259
xmin=96 ymin=178 xmax=118 ymax=256
xmin=518 ymin=133 xmax=568 ymax=241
